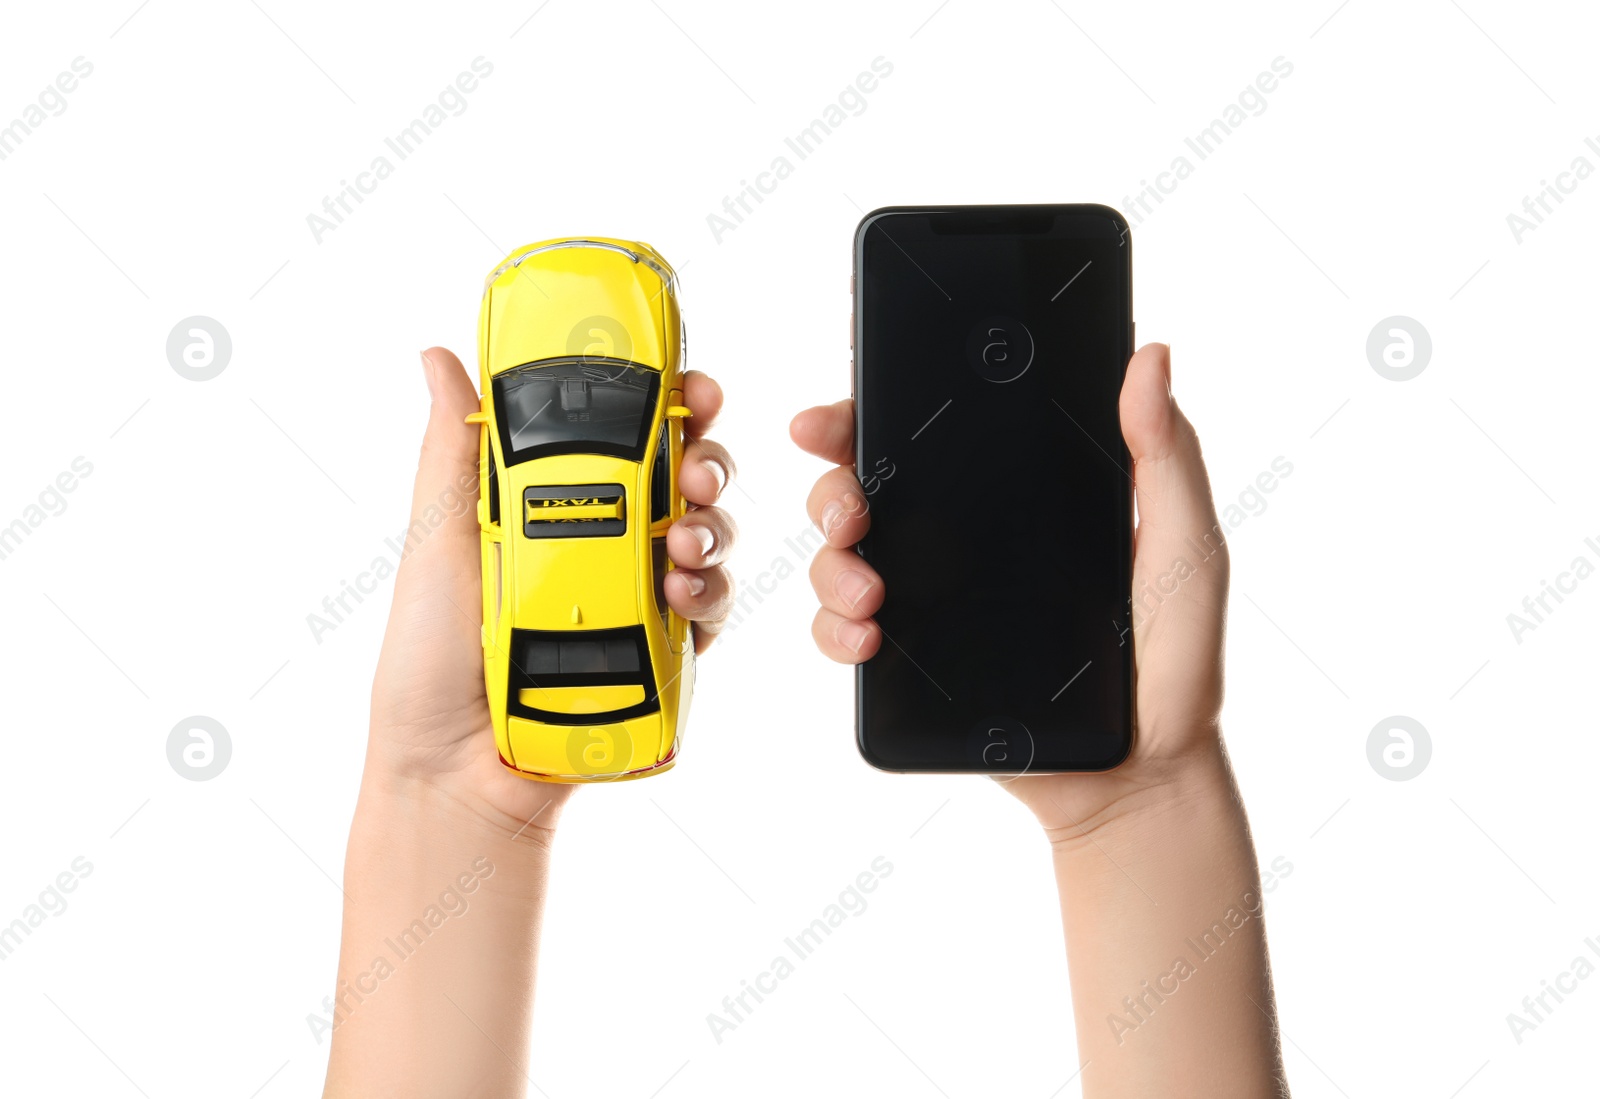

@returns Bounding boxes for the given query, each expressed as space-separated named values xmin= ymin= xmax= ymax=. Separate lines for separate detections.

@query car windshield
xmin=493 ymin=359 xmax=660 ymax=465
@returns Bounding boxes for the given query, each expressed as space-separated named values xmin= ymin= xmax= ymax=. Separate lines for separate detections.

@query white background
xmin=1 ymin=1 xmax=1596 ymax=1095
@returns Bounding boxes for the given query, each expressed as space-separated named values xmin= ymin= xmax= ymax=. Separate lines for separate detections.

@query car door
xmin=474 ymin=407 xmax=506 ymax=649
xmin=647 ymin=409 xmax=691 ymax=655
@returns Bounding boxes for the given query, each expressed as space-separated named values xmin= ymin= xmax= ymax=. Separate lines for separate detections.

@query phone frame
xmin=850 ymin=203 xmax=1136 ymax=775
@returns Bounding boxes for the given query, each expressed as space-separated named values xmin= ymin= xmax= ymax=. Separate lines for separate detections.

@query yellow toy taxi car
xmin=471 ymin=238 xmax=693 ymax=782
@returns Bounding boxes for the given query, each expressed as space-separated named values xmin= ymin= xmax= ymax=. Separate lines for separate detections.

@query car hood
xmin=484 ymin=240 xmax=670 ymax=374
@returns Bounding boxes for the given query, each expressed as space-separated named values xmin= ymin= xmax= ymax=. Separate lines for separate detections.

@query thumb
xmin=1120 ymin=343 xmax=1225 ymax=559
xmin=371 ymin=347 xmax=486 ymax=734
xmin=389 ymin=348 xmax=482 ymax=613
xmin=409 ymin=347 xmax=482 ymax=556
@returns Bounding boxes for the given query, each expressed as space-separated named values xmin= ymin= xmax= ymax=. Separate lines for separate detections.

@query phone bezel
xmin=850 ymin=203 xmax=1136 ymax=775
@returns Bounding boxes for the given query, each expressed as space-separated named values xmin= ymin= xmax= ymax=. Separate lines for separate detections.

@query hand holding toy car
xmin=366 ymin=346 xmax=735 ymax=822
xmin=323 ymin=253 xmax=736 ymax=1096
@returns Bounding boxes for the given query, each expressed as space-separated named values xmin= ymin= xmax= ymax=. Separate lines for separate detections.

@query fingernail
xmin=706 ymin=459 xmax=728 ymax=495
xmin=681 ymin=571 xmax=707 ymax=596
xmin=823 ymin=493 xmax=865 ymax=541
xmin=838 ymin=620 xmax=872 ymax=654
xmin=690 ymin=524 xmax=715 ymax=556
xmin=821 ymin=500 xmax=843 ymax=539
xmin=420 ymin=351 xmax=438 ymax=400
xmin=835 ymin=570 xmax=876 ymax=610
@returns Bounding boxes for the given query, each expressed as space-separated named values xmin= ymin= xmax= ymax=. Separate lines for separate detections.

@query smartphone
xmin=852 ymin=204 xmax=1134 ymax=774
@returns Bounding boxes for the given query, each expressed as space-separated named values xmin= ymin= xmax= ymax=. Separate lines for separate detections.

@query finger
xmin=679 ymin=436 xmax=735 ymax=506
xmin=664 ymin=563 xmax=733 ymax=625
xmin=682 ymin=370 xmax=723 ymax=439
xmin=805 ymin=467 xmax=871 ymax=548
xmin=811 ymin=607 xmax=882 ymax=664
xmin=669 ymin=562 xmax=735 ymax=656
xmin=790 ymin=399 xmax=855 ymax=465
xmin=809 ymin=546 xmax=885 ymax=619
xmin=666 ymin=504 xmax=737 ymax=569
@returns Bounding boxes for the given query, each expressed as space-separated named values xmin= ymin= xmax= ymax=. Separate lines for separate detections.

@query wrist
xmin=349 ymin=761 xmax=566 ymax=880
xmin=1037 ymin=747 xmax=1244 ymax=860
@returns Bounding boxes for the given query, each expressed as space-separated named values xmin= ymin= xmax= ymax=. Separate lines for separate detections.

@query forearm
xmin=1051 ymin=755 xmax=1286 ymax=1098
xmin=322 ymin=771 xmax=559 ymax=1099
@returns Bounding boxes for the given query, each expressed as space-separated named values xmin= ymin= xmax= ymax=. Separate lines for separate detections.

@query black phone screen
xmin=853 ymin=205 xmax=1133 ymax=773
